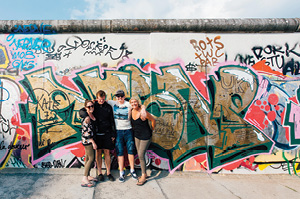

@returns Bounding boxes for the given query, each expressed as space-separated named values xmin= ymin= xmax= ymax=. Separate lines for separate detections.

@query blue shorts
xmin=115 ymin=129 xmax=135 ymax=156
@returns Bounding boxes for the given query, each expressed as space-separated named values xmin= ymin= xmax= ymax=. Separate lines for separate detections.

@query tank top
xmin=131 ymin=117 xmax=152 ymax=140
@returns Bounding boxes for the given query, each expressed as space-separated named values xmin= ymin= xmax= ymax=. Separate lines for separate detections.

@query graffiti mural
xmin=16 ymin=61 xmax=274 ymax=172
xmin=0 ymin=31 xmax=299 ymax=175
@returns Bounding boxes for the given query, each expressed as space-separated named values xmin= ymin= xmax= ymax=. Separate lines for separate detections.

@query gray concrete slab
xmin=0 ymin=168 xmax=300 ymax=199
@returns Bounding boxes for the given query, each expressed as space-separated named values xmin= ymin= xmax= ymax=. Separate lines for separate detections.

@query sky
xmin=0 ymin=0 xmax=299 ymax=20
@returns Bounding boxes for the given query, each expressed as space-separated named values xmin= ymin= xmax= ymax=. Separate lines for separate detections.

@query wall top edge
xmin=0 ymin=18 xmax=299 ymax=33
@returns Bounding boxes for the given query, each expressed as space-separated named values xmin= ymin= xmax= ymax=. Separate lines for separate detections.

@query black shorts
xmin=95 ymin=134 xmax=115 ymax=150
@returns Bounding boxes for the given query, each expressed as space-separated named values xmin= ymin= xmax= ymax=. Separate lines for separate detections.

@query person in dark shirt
xmin=80 ymin=90 xmax=116 ymax=182
xmin=130 ymin=98 xmax=156 ymax=186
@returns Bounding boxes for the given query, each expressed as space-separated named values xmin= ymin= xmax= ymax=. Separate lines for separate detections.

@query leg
xmin=135 ymin=137 xmax=141 ymax=154
xmin=124 ymin=129 xmax=135 ymax=170
xmin=136 ymin=138 xmax=151 ymax=185
xmin=115 ymin=130 xmax=125 ymax=181
xmin=96 ymin=149 xmax=103 ymax=175
xmin=124 ymin=129 xmax=137 ymax=179
xmin=118 ymin=155 xmax=125 ymax=172
xmin=128 ymin=154 xmax=135 ymax=171
xmin=137 ymin=138 xmax=151 ymax=176
xmin=103 ymin=149 xmax=111 ymax=175
xmin=83 ymin=145 xmax=94 ymax=183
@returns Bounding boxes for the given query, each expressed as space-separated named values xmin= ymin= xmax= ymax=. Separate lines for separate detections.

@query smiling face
xmin=130 ymin=99 xmax=139 ymax=110
xmin=85 ymin=101 xmax=94 ymax=112
xmin=97 ymin=95 xmax=106 ymax=105
xmin=116 ymin=95 xmax=125 ymax=104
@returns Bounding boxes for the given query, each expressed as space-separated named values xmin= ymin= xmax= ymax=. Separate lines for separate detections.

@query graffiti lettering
xmin=234 ymin=43 xmax=300 ymax=77
xmin=7 ymin=142 xmax=30 ymax=150
xmin=18 ymin=62 xmax=274 ymax=172
xmin=12 ymin=23 xmax=56 ymax=34
xmin=185 ymin=62 xmax=198 ymax=72
xmin=6 ymin=156 xmax=27 ymax=168
xmin=41 ymin=159 xmax=66 ymax=168
xmin=0 ymin=68 xmax=19 ymax=76
xmin=6 ymin=34 xmax=53 ymax=52
xmin=0 ymin=141 xmax=30 ymax=150
xmin=282 ymin=58 xmax=300 ymax=75
xmin=190 ymin=36 xmax=224 ymax=66
xmin=0 ymin=114 xmax=17 ymax=138
xmin=45 ymin=36 xmax=132 ymax=61
xmin=0 ymin=140 xmax=5 ymax=149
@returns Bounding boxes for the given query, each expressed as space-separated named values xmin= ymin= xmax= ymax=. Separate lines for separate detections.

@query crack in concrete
xmin=208 ymin=175 xmax=242 ymax=199
xmin=155 ymin=179 xmax=169 ymax=199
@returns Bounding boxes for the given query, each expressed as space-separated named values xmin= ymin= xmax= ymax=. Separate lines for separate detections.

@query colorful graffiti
xmin=0 ymin=32 xmax=299 ymax=175
xmin=15 ymin=60 xmax=275 ymax=172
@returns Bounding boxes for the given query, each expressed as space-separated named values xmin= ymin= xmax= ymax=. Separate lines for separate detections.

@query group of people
xmin=80 ymin=89 xmax=156 ymax=187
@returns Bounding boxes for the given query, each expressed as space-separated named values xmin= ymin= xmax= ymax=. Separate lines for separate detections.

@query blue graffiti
xmin=10 ymin=50 xmax=36 ymax=70
xmin=12 ymin=23 xmax=56 ymax=34
xmin=0 ymin=79 xmax=10 ymax=102
xmin=6 ymin=34 xmax=53 ymax=52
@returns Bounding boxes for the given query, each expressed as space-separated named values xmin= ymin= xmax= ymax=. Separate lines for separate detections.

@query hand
xmin=140 ymin=105 xmax=147 ymax=120
xmin=111 ymin=137 xmax=115 ymax=142
xmin=92 ymin=143 xmax=97 ymax=150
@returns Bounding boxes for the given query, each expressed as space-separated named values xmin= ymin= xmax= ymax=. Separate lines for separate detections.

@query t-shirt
xmin=108 ymin=100 xmax=132 ymax=130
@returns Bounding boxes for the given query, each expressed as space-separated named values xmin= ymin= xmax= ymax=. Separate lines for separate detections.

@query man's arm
xmin=109 ymin=105 xmax=117 ymax=139
xmin=79 ymin=107 xmax=88 ymax=119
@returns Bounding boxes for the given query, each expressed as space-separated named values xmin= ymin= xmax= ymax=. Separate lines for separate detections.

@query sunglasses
xmin=86 ymin=105 xmax=94 ymax=109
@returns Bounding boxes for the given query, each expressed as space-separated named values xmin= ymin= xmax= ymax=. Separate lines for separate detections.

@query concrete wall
xmin=0 ymin=19 xmax=300 ymax=174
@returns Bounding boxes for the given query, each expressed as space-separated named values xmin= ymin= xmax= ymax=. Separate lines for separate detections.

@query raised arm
xmin=146 ymin=111 xmax=156 ymax=130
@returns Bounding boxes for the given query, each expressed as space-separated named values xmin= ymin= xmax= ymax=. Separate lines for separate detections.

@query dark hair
xmin=84 ymin=99 xmax=94 ymax=107
xmin=96 ymin=90 xmax=106 ymax=98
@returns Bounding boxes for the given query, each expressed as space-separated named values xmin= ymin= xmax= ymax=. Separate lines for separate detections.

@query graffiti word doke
xmin=190 ymin=36 xmax=224 ymax=66
xmin=0 ymin=140 xmax=30 ymax=150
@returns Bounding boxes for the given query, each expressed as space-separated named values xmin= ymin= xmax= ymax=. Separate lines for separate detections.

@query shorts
xmin=95 ymin=134 xmax=115 ymax=150
xmin=115 ymin=129 xmax=135 ymax=156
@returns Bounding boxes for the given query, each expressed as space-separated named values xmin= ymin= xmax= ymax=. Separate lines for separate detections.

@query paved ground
xmin=0 ymin=168 xmax=300 ymax=199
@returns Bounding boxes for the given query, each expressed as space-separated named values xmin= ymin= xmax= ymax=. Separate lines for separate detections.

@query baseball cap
xmin=115 ymin=90 xmax=125 ymax=97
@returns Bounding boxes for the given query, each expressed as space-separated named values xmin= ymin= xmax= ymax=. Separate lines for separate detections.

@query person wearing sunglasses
xmin=79 ymin=90 xmax=116 ymax=182
xmin=107 ymin=90 xmax=138 ymax=183
xmin=81 ymin=99 xmax=98 ymax=187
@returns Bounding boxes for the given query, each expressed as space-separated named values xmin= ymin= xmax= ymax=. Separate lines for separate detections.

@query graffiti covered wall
xmin=0 ymin=23 xmax=300 ymax=175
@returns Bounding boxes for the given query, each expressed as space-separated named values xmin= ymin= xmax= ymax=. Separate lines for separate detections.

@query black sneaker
xmin=130 ymin=171 xmax=138 ymax=180
xmin=107 ymin=174 xmax=115 ymax=181
xmin=119 ymin=175 xmax=125 ymax=183
xmin=98 ymin=174 xmax=104 ymax=181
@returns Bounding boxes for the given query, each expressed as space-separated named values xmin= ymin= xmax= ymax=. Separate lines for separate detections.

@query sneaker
xmin=130 ymin=171 xmax=138 ymax=180
xmin=107 ymin=174 xmax=115 ymax=181
xmin=98 ymin=174 xmax=104 ymax=181
xmin=119 ymin=175 xmax=125 ymax=183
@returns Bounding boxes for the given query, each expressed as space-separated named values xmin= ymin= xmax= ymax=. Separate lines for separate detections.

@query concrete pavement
xmin=0 ymin=168 xmax=300 ymax=199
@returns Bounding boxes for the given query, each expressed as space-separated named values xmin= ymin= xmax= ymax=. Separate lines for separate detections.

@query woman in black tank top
xmin=130 ymin=98 xmax=156 ymax=186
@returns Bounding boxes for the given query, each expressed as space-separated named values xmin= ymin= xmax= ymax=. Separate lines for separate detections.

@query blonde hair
xmin=129 ymin=98 xmax=141 ymax=108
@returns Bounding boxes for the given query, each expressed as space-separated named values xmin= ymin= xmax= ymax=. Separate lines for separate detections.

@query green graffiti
xmin=18 ymin=62 xmax=273 ymax=171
